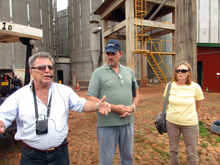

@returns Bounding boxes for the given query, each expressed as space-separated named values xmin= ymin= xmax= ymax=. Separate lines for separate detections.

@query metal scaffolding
xmin=134 ymin=0 xmax=174 ymax=87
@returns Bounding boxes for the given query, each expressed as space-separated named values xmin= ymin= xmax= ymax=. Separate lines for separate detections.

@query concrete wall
xmin=55 ymin=63 xmax=70 ymax=85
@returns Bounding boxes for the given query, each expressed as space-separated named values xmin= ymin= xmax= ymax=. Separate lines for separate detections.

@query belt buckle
xmin=46 ymin=147 xmax=55 ymax=153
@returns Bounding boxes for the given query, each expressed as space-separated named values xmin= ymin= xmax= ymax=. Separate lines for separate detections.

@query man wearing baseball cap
xmin=87 ymin=39 xmax=140 ymax=165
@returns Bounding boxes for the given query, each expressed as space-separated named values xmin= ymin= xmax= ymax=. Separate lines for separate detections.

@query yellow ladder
xmin=145 ymin=35 xmax=172 ymax=87
xmin=143 ymin=53 xmax=167 ymax=87
xmin=134 ymin=0 xmax=172 ymax=87
xmin=135 ymin=0 xmax=147 ymax=50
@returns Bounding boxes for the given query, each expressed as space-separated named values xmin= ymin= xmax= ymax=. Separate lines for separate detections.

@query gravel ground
xmin=0 ymin=84 xmax=220 ymax=164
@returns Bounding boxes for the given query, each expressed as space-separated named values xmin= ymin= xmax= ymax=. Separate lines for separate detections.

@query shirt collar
xmin=104 ymin=63 xmax=122 ymax=70
xmin=29 ymin=79 xmax=54 ymax=91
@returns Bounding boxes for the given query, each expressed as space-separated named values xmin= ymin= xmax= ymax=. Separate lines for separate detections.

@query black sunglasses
xmin=31 ymin=65 xmax=54 ymax=71
xmin=175 ymin=69 xmax=189 ymax=73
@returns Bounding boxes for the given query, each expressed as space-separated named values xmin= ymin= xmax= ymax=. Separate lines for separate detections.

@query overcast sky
xmin=57 ymin=0 xmax=68 ymax=11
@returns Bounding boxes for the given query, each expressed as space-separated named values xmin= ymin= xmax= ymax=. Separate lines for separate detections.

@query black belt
xmin=22 ymin=138 xmax=68 ymax=153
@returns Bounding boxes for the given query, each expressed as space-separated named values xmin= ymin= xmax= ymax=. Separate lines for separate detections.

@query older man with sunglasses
xmin=0 ymin=52 xmax=111 ymax=165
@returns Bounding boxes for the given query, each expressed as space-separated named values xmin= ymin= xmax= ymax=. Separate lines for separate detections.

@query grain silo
xmin=69 ymin=0 xmax=102 ymax=87
xmin=54 ymin=8 xmax=70 ymax=85
xmin=68 ymin=0 xmax=129 ymax=88
xmin=66 ymin=0 xmax=220 ymax=92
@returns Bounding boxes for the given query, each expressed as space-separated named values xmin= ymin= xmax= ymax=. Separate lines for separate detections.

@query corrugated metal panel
xmin=81 ymin=0 xmax=93 ymax=79
xmin=29 ymin=0 xmax=41 ymax=28
xmin=0 ymin=43 xmax=13 ymax=67
xmin=57 ymin=9 xmax=68 ymax=56
xmin=197 ymin=0 xmax=220 ymax=43
xmin=41 ymin=0 xmax=50 ymax=52
xmin=14 ymin=43 xmax=26 ymax=68
xmin=69 ymin=0 xmax=107 ymax=81
xmin=91 ymin=0 xmax=103 ymax=21
xmin=198 ymin=0 xmax=209 ymax=43
xmin=12 ymin=0 xmax=28 ymax=25
xmin=210 ymin=0 xmax=219 ymax=43
xmin=0 ymin=0 xmax=53 ymax=79
xmin=0 ymin=0 xmax=10 ymax=21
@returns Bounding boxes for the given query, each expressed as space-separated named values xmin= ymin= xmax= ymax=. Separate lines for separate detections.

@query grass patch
xmin=214 ymin=136 xmax=220 ymax=144
xmin=201 ymin=141 xmax=208 ymax=148
xmin=199 ymin=121 xmax=210 ymax=138
xmin=153 ymin=147 xmax=170 ymax=160
xmin=0 ymin=158 xmax=9 ymax=164
xmin=202 ymin=102 xmax=217 ymax=107
xmin=199 ymin=121 xmax=220 ymax=147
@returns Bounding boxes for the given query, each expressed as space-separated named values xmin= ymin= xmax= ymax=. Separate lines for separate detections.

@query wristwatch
xmin=96 ymin=102 xmax=99 ymax=111
xmin=132 ymin=104 xmax=136 ymax=112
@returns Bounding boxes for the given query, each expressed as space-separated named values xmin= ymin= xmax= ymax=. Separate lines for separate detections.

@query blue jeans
xmin=20 ymin=144 xmax=69 ymax=165
xmin=97 ymin=123 xmax=134 ymax=165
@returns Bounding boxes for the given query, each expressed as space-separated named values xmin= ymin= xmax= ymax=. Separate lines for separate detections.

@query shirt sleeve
xmin=0 ymin=92 xmax=18 ymax=128
xmin=68 ymin=88 xmax=86 ymax=113
xmin=87 ymin=69 xmax=100 ymax=98
xmin=194 ymin=83 xmax=204 ymax=101
xmin=163 ymin=83 xmax=169 ymax=97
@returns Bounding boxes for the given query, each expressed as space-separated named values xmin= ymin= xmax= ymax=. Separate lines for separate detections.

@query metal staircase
xmin=134 ymin=0 xmax=174 ymax=87
xmin=144 ymin=35 xmax=172 ymax=87
xmin=143 ymin=53 xmax=168 ymax=87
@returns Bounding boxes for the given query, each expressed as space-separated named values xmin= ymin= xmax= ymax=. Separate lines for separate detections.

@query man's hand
xmin=0 ymin=120 xmax=5 ymax=134
xmin=97 ymin=95 xmax=111 ymax=115
xmin=119 ymin=112 xmax=132 ymax=118
xmin=114 ymin=105 xmax=133 ymax=115
xmin=119 ymin=105 xmax=133 ymax=118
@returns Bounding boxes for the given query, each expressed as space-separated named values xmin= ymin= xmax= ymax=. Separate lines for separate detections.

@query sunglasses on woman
xmin=31 ymin=65 xmax=54 ymax=71
xmin=175 ymin=69 xmax=189 ymax=73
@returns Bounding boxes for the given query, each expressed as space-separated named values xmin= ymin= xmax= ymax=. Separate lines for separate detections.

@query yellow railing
xmin=134 ymin=0 xmax=173 ymax=87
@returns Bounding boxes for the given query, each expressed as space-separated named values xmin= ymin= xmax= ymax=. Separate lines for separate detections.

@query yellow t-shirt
xmin=163 ymin=81 xmax=204 ymax=126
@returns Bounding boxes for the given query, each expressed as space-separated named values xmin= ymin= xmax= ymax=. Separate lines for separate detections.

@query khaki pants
xmin=166 ymin=120 xmax=199 ymax=165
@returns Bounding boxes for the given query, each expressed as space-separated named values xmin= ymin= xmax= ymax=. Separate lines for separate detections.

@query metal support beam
xmin=19 ymin=38 xmax=34 ymax=85
xmin=149 ymin=0 xmax=168 ymax=20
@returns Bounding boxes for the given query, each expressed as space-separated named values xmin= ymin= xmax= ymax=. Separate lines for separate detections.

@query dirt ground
xmin=0 ymin=84 xmax=220 ymax=165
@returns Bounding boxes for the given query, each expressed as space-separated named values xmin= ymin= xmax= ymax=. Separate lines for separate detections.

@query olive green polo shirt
xmin=87 ymin=63 xmax=138 ymax=127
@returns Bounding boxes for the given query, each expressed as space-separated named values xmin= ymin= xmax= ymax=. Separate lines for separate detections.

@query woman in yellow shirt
xmin=164 ymin=61 xmax=204 ymax=165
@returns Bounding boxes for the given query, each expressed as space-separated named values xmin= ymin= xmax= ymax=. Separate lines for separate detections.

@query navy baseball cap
xmin=105 ymin=39 xmax=121 ymax=53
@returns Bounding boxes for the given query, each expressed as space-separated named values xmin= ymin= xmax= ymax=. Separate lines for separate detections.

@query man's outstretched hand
xmin=97 ymin=95 xmax=111 ymax=115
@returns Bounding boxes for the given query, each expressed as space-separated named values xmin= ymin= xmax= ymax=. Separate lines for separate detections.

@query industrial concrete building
xmin=68 ymin=0 xmax=174 ymax=88
xmin=66 ymin=0 xmax=220 ymax=92
xmin=0 ymin=0 xmax=54 ymax=85
xmin=0 ymin=0 xmax=220 ymax=92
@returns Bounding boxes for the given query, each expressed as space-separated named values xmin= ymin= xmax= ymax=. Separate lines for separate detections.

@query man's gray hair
xmin=28 ymin=52 xmax=55 ymax=68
